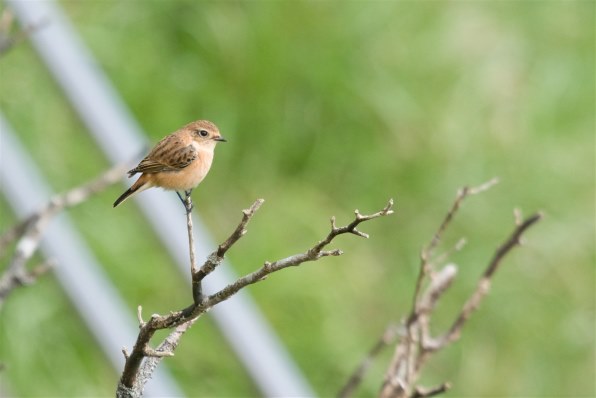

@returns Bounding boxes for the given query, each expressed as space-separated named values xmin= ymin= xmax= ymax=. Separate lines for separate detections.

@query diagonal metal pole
xmin=6 ymin=0 xmax=316 ymax=396
xmin=0 ymin=116 xmax=183 ymax=397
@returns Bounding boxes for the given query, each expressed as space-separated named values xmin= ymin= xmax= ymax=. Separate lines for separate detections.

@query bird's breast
xmin=150 ymin=149 xmax=214 ymax=191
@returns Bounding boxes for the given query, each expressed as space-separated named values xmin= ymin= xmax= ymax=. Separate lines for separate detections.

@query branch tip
xmin=144 ymin=347 xmax=174 ymax=358
xmin=320 ymin=249 xmax=343 ymax=257
xmin=412 ymin=382 xmax=452 ymax=398
xmin=137 ymin=305 xmax=145 ymax=327
xmin=119 ymin=198 xmax=394 ymax=392
xmin=351 ymin=229 xmax=369 ymax=239
xmin=245 ymin=198 xmax=265 ymax=215
xmin=384 ymin=198 xmax=395 ymax=213
xmin=468 ymin=177 xmax=499 ymax=195
xmin=455 ymin=237 xmax=467 ymax=251
xmin=513 ymin=208 xmax=523 ymax=226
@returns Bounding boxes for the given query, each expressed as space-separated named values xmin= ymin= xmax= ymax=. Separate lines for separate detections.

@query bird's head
xmin=187 ymin=120 xmax=227 ymax=146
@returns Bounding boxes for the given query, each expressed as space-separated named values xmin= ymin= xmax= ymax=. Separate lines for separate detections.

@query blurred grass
xmin=0 ymin=0 xmax=594 ymax=396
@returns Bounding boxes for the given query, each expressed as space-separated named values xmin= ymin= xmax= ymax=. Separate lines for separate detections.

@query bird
xmin=113 ymin=119 xmax=226 ymax=210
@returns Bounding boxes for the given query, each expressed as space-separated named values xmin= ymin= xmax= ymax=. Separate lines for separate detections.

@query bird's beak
xmin=213 ymin=136 xmax=227 ymax=142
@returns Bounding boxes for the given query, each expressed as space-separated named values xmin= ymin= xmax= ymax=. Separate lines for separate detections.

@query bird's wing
xmin=128 ymin=139 xmax=197 ymax=176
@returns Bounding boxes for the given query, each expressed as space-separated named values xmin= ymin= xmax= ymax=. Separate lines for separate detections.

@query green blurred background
xmin=0 ymin=0 xmax=594 ymax=396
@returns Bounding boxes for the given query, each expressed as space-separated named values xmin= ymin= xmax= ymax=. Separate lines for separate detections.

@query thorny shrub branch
xmin=339 ymin=179 xmax=542 ymax=398
xmin=116 ymin=199 xmax=394 ymax=397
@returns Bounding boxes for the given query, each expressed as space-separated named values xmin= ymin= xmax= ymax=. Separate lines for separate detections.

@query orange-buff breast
xmin=146 ymin=148 xmax=214 ymax=191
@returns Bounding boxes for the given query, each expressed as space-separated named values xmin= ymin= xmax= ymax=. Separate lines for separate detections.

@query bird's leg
xmin=176 ymin=191 xmax=186 ymax=207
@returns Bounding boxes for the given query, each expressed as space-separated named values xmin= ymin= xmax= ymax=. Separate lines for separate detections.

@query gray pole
xmin=6 ymin=0 xmax=315 ymax=396
xmin=0 ymin=116 xmax=183 ymax=397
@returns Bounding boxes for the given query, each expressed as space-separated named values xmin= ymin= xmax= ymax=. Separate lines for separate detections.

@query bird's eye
xmin=197 ymin=129 xmax=209 ymax=137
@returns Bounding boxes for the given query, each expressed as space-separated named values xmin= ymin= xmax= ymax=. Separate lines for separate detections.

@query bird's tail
xmin=113 ymin=177 xmax=151 ymax=208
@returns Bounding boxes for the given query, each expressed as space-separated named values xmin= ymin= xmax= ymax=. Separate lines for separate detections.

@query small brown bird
xmin=113 ymin=120 xmax=226 ymax=209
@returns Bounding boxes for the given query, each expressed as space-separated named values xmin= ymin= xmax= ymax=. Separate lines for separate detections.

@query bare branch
xmin=412 ymin=383 xmax=451 ymax=398
xmin=143 ymin=347 xmax=174 ymax=358
xmin=189 ymin=198 xmax=265 ymax=304
xmin=436 ymin=212 xmax=543 ymax=347
xmin=117 ymin=199 xmax=394 ymax=394
xmin=341 ymin=181 xmax=541 ymax=398
xmin=383 ymin=210 xmax=540 ymax=397
xmin=136 ymin=306 xmax=145 ymax=327
xmin=0 ymin=162 xmax=129 ymax=254
xmin=432 ymin=238 xmax=466 ymax=267
xmin=338 ymin=323 xmax=403 ymax=398
xmin=0 ymin=163 xmax=130 ymax=308
xmin=0 ymin=9 xmax=48 ymax=56
xmin=0 ymin=224 xmax=48 ymax=304
xmin=418 ymin=264 xmax=458 ymax=316
xmin=483 ymin=212 xmax=542 ymax=279
xmin=217 ymin=199 xmax=265 ymax=258
xmin=398 ymin=179 xmax=498 ymax=395
xmin=184 ymin=195 xmax=201 ymax=303
xmin=417 ymin=265 xmax=458 ymax=353
xmin=10 ymin=259 xmax=54 ymax=287
xmin=194 ymin=199 xmax=264 ymax=284
xmin=513 ymin=208 xmax=523 ymax=226
xmin=206 ymin=199 xmax=394 ymax=309
xmin=412 ymin=178 xmax=499 ymax=319
xmin=0 ymin=217 xmax=35 ymax=255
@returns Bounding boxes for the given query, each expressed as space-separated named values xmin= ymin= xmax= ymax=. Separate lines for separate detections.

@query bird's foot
xmin=184 ymin=190 xmax=194 ymax=214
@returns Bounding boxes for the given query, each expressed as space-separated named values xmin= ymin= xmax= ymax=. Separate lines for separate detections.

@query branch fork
xmin=0 ymin=163 xmax=129 ymax=309
xmin=117 ymin=198 xmax=394 ymax=397
xmin=339 ymin=179 xmax=542 ymax=398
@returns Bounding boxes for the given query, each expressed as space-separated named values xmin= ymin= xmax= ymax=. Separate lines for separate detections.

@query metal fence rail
xmin=4 ymin=0 xmax=315 ymax=396
xmin=0 ymin=116 xmax=183 ymax=396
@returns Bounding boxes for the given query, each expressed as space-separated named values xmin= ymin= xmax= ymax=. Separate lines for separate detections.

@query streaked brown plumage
xmin=113 ymin=120 xmax=226 ymax=207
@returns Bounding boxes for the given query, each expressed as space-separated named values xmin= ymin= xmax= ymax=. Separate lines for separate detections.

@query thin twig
xmin=117 ymin=199 xmax=394 ymax=394
xmin=184 ymin=195 xmax=202 ymax=303
xmin=195 ymin=199 xmax=265 ymax=283
xmin=379 ymin=211 xmax=542 ymax=398
xmin=0 ymin=9 xmax=48 ymax=56
xmin=412 ymin=383 xmax=451 ymax=398
xmin=14 ymin=259 xmax=54 ymax=286
xmin=342 ymin=180 xmax=541 ymax=398
xmin=436 ymin=212 xmax=543 ymax=347
xmin=338 ymin=323 xmax=403 ymax=398
xmin=0 ymin=162 xmax=130 ymax=254
xmin=0 ymin=220 xmax=50 ymax=305
xmin=401 ymin=179 xmax=498 ymax=390
xmin=0 ymin=163 xmax=130 ymax=308
xmin=136 ymin=306 xmax=145 ymax=327
xmin=133 ymin=317 xmax=199 ymax=395
xmin=206 ymin=199 xmax=394 ymax=309
xmin=143 ymin=347 xmax=174 ymax=358
xmin=410 ymin=178 xmax=499 ymax=323
xmin=0 ymin=217 xmax=35 ymax=256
